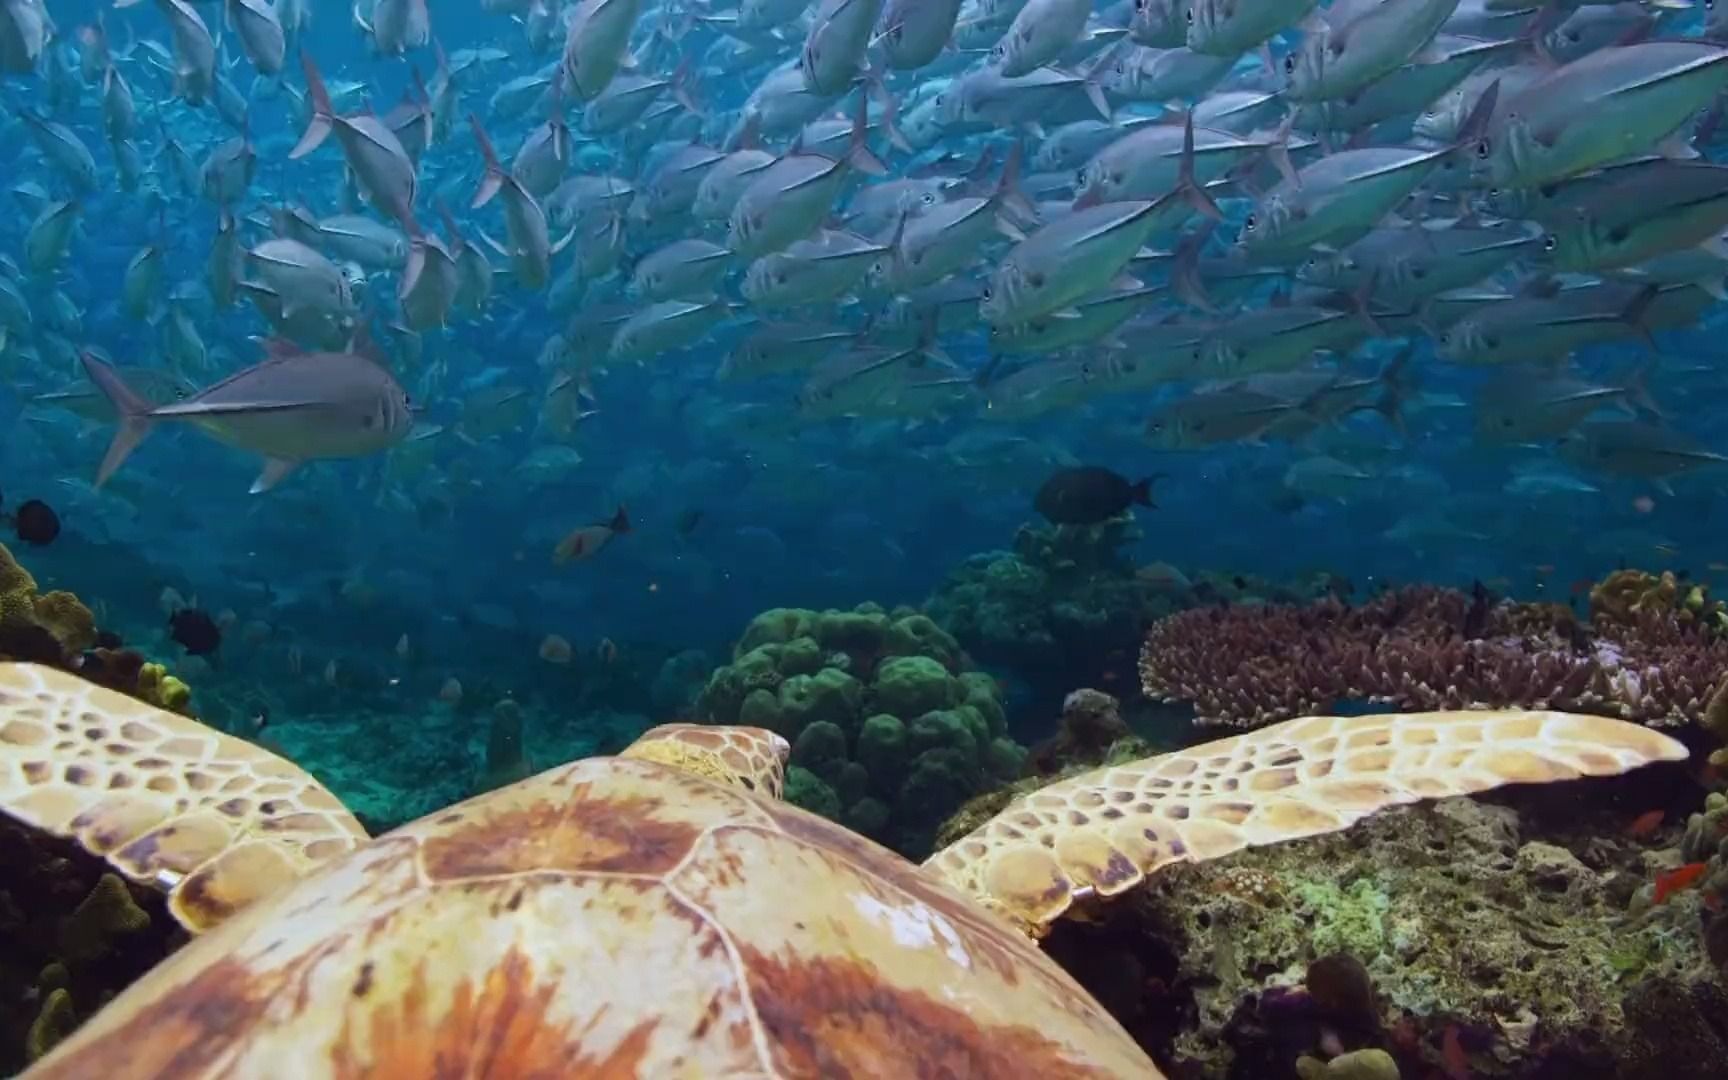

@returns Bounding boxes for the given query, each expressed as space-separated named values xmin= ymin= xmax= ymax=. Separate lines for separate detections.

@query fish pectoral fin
xmin=251 ymin=457 xmax=303 ymax=495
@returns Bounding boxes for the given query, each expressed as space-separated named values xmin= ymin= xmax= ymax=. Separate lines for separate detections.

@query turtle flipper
xmin=924 ymin=709 xmax=1687 ymax=938
xmin=0 ymin=663 xmax=367 ymax=932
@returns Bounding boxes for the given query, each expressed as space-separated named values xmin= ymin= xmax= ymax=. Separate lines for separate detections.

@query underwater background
xmin=3 ymin=0 xmax=1728 ymax=1075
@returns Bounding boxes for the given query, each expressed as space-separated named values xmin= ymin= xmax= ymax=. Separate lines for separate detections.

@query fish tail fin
xmin=1172 ymin=220 xmax=1219 ymax=313
xmin=1373 ymin=345 xmax=1417 ymax=442
xmin=1076 ymin=48 xmax=1114 ymax=121
xmin=290 ymin=51 xmax=334 ymax=159
xmin=469 ymin=112 xmax=505 ymax=208
xmin=865 ymin=67 xmax=913 ymax=155
xmin=1132 ymin=475 xmax=1162 ymax=509
xmin=80 ymin=350 xmax=156 ymax=488
xmin=847 ymin=92 xmax=887 ymax=176
xmin=1623 ymin=362 xmax=1665 ymax=423
xmin=670 ymin=56 xmax=706 ymax=118
xmin=994 ymin=139 xmax=1036 ymax=226
xmin=1176 ymin=111 xmax=1223 ymax=221
xmin=1266 ymin=110 xmax=1299 ymax=189
xmin=1451 ymin=77 xmax=1500 ymax=151
xmin=1621 ymin=283 xmax=1660 ymax=350
xmin=611 ymin=505 xmax=632 ymax=534
xmin=1349 ymin=268 xmax=1387 ymax=337
xmin=915 ymin=307 xmax=953 ymax=368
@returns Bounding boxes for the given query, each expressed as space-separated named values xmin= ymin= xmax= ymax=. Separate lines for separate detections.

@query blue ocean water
xmin=1 ymin=0 xmax=1725 ymax=781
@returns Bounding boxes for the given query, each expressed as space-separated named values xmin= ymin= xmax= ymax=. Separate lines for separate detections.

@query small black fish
xmin=8 ymin=499 xmax=60 ymax=546
xmin=168 ymin=608 xmax=222 ymax=657
xmin=1033 ymin=467 xmax=1161 ymax=526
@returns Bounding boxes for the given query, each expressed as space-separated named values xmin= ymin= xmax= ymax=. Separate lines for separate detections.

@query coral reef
xmin=934 ymin=689 xmax=1157 ymax=852
xmin=0 ymin=817 xmax=182 ymax=1072
xmin=1037 ymin=783 xmax=1725 ymax=1079
xmin=1025 ymin=686 xmax=1132 ymax=776
xmin=1682 ymin=792 xmax=1728 ymax=976
xmin=1141 ymin=582 xmax=1728 ymax=729
xmin=0 ymin=542 xmax=199 ymax=716
xmin=924 ymin=516 xmax=1169 ymax=722
xmin=480 ymin=698 xmax=533 ymax=791
xmin=697 ymin=603 xmax=1025 ymax=857
xmin=0 ymin=544 xmax=96 ymax=664
xmin=1591 ymin=569 xmax=1727 ymax=633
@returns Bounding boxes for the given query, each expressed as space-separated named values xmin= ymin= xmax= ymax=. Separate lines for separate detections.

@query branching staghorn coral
xmin=1141 ymin=583 xmax=1728 ymax=729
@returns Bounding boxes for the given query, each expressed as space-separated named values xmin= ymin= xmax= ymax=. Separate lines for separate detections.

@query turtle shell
xmin=27 ymin=753 xmax=1160 ymax=1078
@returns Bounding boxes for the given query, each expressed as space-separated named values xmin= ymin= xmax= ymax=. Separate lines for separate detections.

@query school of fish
xmin=4 ymin=0 xmax=1728 ymax=555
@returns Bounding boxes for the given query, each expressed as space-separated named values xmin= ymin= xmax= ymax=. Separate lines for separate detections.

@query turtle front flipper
xmin=0 ymin=663 xmax=366 ymax=933
xmin=924 ymin=709 xmax=1688 ymax=938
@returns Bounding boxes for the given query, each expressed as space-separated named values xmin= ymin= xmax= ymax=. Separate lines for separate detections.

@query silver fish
xmin=114 ymin=0 xmax=215 ymax=105
xmin=562 ymin=0 xmax=643 ymax=100
xmin=880 ymin=0 xmax=965 ymax=70
xmin=81 ymin=342 xmax=414 ymax=493
xmin=1286 ymin=0 xmax=1462 ymax=103
xmin=291 ymin=54 xmax=419 ymax=223
xmin=801 ymin=0 xmax=884 ymax=95
xmin=1472 ymin=42 xmax=1728 ymax=189
xmin=226 ymin=0 xmax=285 ymax=74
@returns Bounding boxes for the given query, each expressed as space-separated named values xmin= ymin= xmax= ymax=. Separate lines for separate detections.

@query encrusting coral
xmin=0 ymin=542 xmax=193 ymax=716
xmin=1140 ymin=581 xmax=1728 ymax=729
xmin=925 ymin=516 xmax=1170 ymax=717
xmin=0 ymin=545 xmax=96 ymax=664
xmin=697 ymin=603 xmax=1025 ymax=857
xmin=1033 ymin=788 xmax=1725 ymax=1078
xmin=1 ymin=817 xmax=181 ymax=1072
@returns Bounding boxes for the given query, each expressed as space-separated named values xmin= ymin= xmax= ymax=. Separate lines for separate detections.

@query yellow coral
xmin=136 ymin=663 xmax=192 ymax=714
xmin=1589 ymin=569 xmax=1678 ymax=625
xmin=0 ymin=541 xmax=39 ymax=628
xmin=25 ymin=988 xmax=75 ymax=1063
xmin=31 ymin=591 xmax=95 ymax=653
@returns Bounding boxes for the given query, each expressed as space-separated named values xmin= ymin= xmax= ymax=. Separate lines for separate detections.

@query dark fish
xmin=1033 ymin=467 xmax=1160 ymax=526
xmin=8 ymin=498 xmax=60 ymax=546
xmin=676 ymin=508 xmax=705 ymax=536
xmin=168 ymin=608 xmax=222 ymax=656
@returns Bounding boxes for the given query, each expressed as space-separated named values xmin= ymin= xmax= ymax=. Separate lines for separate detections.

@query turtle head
xmin=620 ymin=723 xmax=789 ymax=799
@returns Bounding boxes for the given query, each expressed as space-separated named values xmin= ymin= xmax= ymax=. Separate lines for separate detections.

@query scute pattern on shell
xmin=28 ymin=754 xmax=1160 ymax=1079
xmin=923 ymin=709 xmax=1688 ymax=937
xmin=0 ymin=662 xmax=366 ymax=932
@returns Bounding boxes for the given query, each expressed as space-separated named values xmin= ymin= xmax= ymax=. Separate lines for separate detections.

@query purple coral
xmin=1140 ymin=586 xmax=1728 ymax=729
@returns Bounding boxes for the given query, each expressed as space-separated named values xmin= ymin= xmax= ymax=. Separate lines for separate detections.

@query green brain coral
xmin=697 ymin=604 xmax=1021 ymax=858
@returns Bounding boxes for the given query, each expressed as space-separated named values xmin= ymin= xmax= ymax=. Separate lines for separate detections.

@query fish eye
xmin=1185 ymin=7 xmax=1193 ymax=21
xmin=1542 ymin=234 xmax=1557 ymax=252
xmin=1244 ymin=213 xmax=1256 ymax=232
xmin=1475 ymin=139 xmax=1491 ymax=159
xmin=922 ymin=192 xmax=936 ymax=205
xmin=1283 ymin=55 xmax=1295 ymax=74
xmin=981 ymin=285 xmax=993 ymax=300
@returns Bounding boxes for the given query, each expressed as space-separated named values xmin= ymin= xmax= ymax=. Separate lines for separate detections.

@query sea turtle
xmin=0 ymin=661 xmax=1688 ymax=1078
